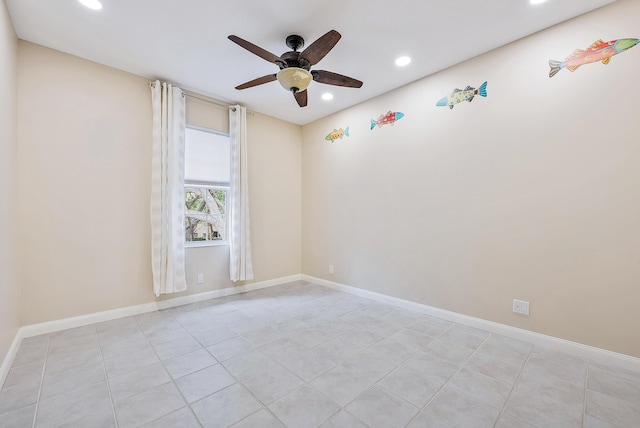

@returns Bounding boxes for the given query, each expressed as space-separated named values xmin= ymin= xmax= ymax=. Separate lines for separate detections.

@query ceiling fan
xmin=228 ymin=30 xmax=363 ymax=107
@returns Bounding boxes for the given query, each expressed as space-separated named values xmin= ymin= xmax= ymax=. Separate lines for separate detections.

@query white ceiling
xmin=7 ymin=0 xmax=618 ymax=125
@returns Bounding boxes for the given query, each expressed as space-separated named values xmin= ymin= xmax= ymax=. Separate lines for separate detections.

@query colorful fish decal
xmin=549 ymin=38 xmax=639 ymax=78
xmin=370 ymin=111 xmax=404 ymax=130
xmin=325 ymin=127 xmax=349 ymax=142
xmin=436 ymin=81 xmax=488 ymax=109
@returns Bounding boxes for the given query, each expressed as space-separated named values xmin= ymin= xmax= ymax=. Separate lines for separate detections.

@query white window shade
xmin=184 ymin=127 xmax=230 ymax=184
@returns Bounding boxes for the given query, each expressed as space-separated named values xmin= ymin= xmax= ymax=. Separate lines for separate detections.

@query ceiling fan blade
xmin=228 ymin=35 xmax=284 ymax=65
xmin=299 ymin=30 xmax=341 ymax=66
xmin=235 ymin=74 xmax=277 ymax=90
xmin=294 ymin=90 xmax=308 ymax=107
xmin=311 ymin=70 xmax=363 ymax=88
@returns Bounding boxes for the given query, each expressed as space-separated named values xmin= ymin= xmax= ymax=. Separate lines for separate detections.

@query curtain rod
xmin=148 ymin=81 xmax=236 ymax=111
xmin=182 ymin=92 xmax=236 ymax=112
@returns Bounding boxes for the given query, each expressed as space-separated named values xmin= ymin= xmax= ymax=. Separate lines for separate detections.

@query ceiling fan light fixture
xmin=277 ymin=67 xmax=313 ymax=93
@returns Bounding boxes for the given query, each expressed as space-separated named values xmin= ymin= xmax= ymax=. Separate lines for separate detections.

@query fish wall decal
xmin=370 ymin=111 xmax=404 ymax=129
xmin=549 ymin=38 xmax=639 ymax=77
xmin=436 ymin=81 xmax=488 ymax=109
xmin=325 ymin=127 xmax=350 ymax=142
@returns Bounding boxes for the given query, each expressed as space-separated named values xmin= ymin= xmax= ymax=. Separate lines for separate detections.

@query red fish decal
xmin=549 ymin=38 xmax=639 ymax=77
xmin=370 ymin=111 xmax=404 ymax=130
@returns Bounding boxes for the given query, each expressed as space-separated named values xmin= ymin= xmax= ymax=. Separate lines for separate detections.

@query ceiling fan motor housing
xmin=279 ymin=51 xmax=309 ymax=70
xmin=285 ymin=35 xmax=304 ymax=51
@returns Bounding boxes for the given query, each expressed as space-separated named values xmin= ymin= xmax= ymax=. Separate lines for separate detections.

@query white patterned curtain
xmin=229 ymin=105 xmax=254 ymax=282
xmin=150 ymin=80 xmax=187 ymax=296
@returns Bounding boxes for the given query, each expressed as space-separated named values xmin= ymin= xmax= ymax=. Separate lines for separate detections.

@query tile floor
xmin=1 ymin=281 xmax=639 ymax=427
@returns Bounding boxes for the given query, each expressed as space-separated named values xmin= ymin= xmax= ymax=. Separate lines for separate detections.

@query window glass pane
xmin=184 ymin=187 xmax=227 ymax=243
xmin=184 ymin=127 xmax=230 ymax=184
xmin=206 ymin=189 xmax=226 ymax=241
xmin=185 ymin=215 xmax=210 ymax=242
xmin=185 ymin=188 xmax=209 ymax=213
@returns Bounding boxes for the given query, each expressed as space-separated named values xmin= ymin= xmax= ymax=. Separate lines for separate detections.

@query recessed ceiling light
xmin=530 ymin=0 xmax=548 ymax=4
xmin=395 ymin=56 xmax=411 ymax=67
xmin=321 ymin=93 xmax=334 ymax=101
xmin=79 ymin=0 xmax=103 ymax=10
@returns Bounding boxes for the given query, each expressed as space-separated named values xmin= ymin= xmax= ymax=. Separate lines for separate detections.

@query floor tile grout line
xmin=30 ymin=333 xmax=50 ymax=428
xmin=142 ymin=406 xmax=203 ymax=428
xmin=301 ymin=379 xmax=373 ymax=428
xmin=227 ymin=406 xmax=283 ymax=428
xmin=282 ymin=301 xmax=456 ymax=424
xmin=165 ymin=299 xmax=312 ymax=427
xmin=362 ymin=326 xmax=448 ymax=408
xmin=582 ymin=360 xmax=590 ymax=427
xmin=492 ymin=344 xmax=535 ymax=428
xmin=133 ymin=310 xmax=204 ymax=427
xmin=403 ymin=328 xmax=490 ymax=427
xmin=192 ymin=380 xmax=278 ymax=427
xmin=372 ymin=367 xmax=428 ymax=418
xmin=95 ymin=328 xmax=121 ymax=428
xmin=261 ymin=398 xmax=291 ymax=428
xmin=225 ymin=289 xmax=383 ymax=426
xmin=216 ymin=292 xmax=341 ymax=425
xmin=342 ymin=321 xmax=456 ymax=428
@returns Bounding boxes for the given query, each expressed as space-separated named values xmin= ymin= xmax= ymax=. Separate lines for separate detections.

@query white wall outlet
xmin=328 ymin=264 xmax=334 ymax=275
xmin=513 ymin=299 xmax=530 ymax=315
xmin=197 ymin=274 xmax=204 ymax=284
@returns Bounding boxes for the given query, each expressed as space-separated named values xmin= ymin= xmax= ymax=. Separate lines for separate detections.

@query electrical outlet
xmin=197 ymin=274 xmax=204 ymax=284
xmin=328 ymin=264 xmax=334 ymax=275
xmin=513 ymin=299 xmax=530 ymax=315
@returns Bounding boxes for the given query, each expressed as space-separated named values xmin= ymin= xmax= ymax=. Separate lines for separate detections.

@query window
xmin=184 ymin=126 xmax=230 ymax=246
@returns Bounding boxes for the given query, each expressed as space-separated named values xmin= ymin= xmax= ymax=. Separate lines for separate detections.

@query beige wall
xmin=18 ymin=41 xmax=156 ymax=324
xmin=0 ymin=0 xmax=19 ymax=363
xmin=8 ymin=0 xmax=638 ymax=362
xmin=302 ymin=0 xmax=640 ymax=357
xmin=18 ymin=42 xmax=302 ymax=324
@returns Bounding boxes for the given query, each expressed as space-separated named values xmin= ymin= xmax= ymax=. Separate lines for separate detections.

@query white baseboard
xmin=302 ymin=275 xmax=640 ymax=374
xmin=20 ymin=274 xmax=303 ymax=339
xmin=0 ymin=329 xmax=24 ymax=389
xmin=3 ymin=272 xmax=638 ymax=386
xmin=0 ymin=274 xmax=302 ymax=384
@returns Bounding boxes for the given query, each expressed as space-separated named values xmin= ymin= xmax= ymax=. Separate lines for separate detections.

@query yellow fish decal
xmin=325 ymin=127 xmax=350 ymax=142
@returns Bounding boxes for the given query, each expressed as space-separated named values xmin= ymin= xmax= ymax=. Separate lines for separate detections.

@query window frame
xmin=184 ymin=125 xmax=231 ymax=248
